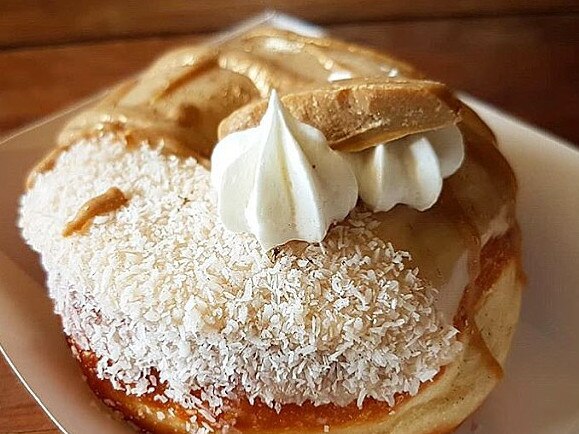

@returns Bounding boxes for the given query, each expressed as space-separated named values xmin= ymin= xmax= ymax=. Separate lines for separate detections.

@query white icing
xmin=436 ymin=252 xmax=469 ymax=321
xmin=343 ymin=125 xmax=465 ymax=212
xmin=327 ymin=70 xmax=352 ymax=82
xmin=211 ymin=91 xmax=358 ymax=250
xmin=435 ymin=205 xmax=511 ymax=321
xmin=481 ymin=204 xmax=511 ymax=246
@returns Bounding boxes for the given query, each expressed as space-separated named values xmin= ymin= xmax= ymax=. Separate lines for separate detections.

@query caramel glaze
xmin=218 ymin=79 xmax=463 ymax=152
xmin=26 ymin=27 xmax=421 ymax=188
xmin=62 ymin=187 xmax=128 ymax=237
xmin=26 ymin=26 xmax=520 ymax=434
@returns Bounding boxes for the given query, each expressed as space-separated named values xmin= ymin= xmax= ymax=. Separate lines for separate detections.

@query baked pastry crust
xmin=19 ymin=26 xmax=523 ymax=434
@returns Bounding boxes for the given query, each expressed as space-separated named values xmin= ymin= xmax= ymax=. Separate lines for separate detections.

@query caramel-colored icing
xmin=26 ymin=27 xmax=421 ymax=187
xmin=62 ymin=187 xmax=128 ymax=236
xmin=25 ymin=26 xmax=519 ymax=433
xmin=218 ymin=78 xmax=462 ymax=152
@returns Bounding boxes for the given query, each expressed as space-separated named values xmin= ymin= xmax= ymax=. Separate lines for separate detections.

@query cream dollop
xmin=343 ymin=126 xmax=464 ymax=212
xmin=211 ymin=91 xmax=358 ymax=250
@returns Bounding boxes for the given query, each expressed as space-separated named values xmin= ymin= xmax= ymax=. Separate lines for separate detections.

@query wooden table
xmin=1 ymin=3 xmax=578 ymax=433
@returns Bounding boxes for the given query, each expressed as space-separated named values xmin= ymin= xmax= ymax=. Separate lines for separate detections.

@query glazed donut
xmin=19 ymin=27 xmax=523 ymax=434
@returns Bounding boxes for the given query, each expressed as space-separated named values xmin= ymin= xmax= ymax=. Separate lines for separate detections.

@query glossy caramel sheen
xmin=27 ymin=27 xmax=421 ymax=186
xmin=62 ymin=187 xmax=128 ymax=236
xmin=218 ymin=79 xmax=462 ymax=152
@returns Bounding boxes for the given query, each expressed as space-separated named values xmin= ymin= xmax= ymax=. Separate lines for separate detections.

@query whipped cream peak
xmin=344 ymin=125 xmax=464 ymax=212
xmin=211 ymin=91 xmax=358 ymax=250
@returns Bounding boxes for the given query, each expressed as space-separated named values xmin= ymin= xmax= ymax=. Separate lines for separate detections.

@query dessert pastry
xmin=19 ymin=27 xmax=523 ymax=434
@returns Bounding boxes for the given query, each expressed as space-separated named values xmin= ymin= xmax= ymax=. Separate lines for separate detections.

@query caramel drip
xmin=62 ymin=187 xmax=128 ymax=237
xmin=462 ymin=226 xmax=523 ymax=383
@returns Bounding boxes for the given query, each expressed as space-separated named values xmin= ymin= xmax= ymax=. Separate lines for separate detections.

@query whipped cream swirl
xmin=343 ymin=126 xmax=464 ymax=212
xmin=211 ymin=91 xmax=358 ymax=250
xmin=212 ymin=90 xmax=464 ymax=249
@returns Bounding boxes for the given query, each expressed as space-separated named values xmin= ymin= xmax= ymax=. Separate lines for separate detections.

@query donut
xmin=19 ymin=27 xmax=523 ymax=434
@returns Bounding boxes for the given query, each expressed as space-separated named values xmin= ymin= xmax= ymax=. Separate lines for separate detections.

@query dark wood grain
xmin=0 ymin=359 xmax=58 ymax=433
xmin=0 ymin=12 xmax=578 ymax=434
xmin=1 ymin=0 xmax=578 ymax=48
xmin=1 ymin=15 xmax=577 ymax=143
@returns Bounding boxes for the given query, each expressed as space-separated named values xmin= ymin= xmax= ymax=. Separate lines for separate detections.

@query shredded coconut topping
xmin=19 ymin=137 xmax=461 ymax=420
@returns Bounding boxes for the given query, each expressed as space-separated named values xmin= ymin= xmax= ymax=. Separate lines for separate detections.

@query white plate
xmin=1 ymin=13 xmax=579 ymax=434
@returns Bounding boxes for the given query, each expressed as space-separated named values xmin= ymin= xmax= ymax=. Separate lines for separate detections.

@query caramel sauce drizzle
xmin=62 ymin=187 xmax=128 ymax=237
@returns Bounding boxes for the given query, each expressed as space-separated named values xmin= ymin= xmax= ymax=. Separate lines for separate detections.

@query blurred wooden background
xmin=1 ymin=2 xmax=578 ymax=145
xmin=0 ymin=2 xmax=578 ymax=433
xmin=2 ymin=0 xmax=578 ymax=47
